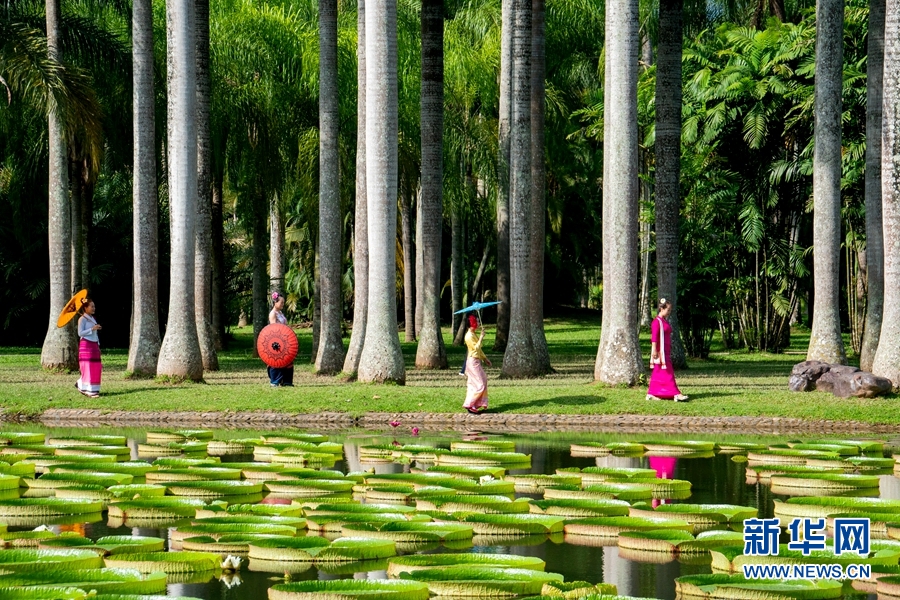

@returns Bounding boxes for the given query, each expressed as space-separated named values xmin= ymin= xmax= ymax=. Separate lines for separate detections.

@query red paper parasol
xmin=257 ymin=323 xmax=298 ymax=368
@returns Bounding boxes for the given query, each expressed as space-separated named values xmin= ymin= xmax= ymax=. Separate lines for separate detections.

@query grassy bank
xmin=0 ymin=312 xmax=892 ymax=424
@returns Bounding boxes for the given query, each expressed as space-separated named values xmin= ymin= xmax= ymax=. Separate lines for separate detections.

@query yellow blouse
xmin=465 ymin=330 xmax=487 ymax=361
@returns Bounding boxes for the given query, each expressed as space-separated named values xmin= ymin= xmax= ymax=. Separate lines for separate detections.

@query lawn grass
xmin=0 ymin=310 xmax=895 ymax=424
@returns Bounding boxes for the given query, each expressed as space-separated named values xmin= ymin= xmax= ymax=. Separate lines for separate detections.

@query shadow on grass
xmin=98 ymin=387 xmax=169 ymax=397
xmin=496 ymin=394 xmax=603 ymax=412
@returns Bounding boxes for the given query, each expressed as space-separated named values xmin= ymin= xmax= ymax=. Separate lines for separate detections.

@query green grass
xmin=0 ymin=312 xmax=894 ymax=424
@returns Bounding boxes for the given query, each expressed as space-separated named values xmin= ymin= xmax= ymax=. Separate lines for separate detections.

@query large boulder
xmin=832 ymin=372 xmax=893 ymax=399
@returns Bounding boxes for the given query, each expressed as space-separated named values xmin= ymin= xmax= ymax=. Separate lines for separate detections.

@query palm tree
xmin=806 ymin=0 xmax=846 ymax=365
xmin=40 ymin=0 xmax=77 ymax=372
xmin=358 ymin=0 xmax=405 ymax=383
xmin=157 ymin=0 xmax=204 ymax=381
xmin=195 ymin=0 xmax=218 ymax=372
xmin=315 ymin=0 xmax=345 ymax=374
xmin=126 ymin=0 xmax=161 ymax=376
xmin=344 ymin=0 xmax=368 ymax=375
xmin=415 ymin=0 xmax=448 ymax=369
xmin=494 ymin=0 xmax=512 ymax=353
xmin=529 ymin=0 xmax=550 ymax=373
xmin=270 ymin=196 xmax=284 ymax=290
xmin=861 ymin=0 xmax=886 ymax=371
xmin=594 ymin=0 xmax=643 ymax=385
xmin=873 ymin=0 xmax=900 ymax=387
xmin=654 ymin=0 xmax=686 ymax=368
xmin=501 ymin=0 xmax=539 ymax=378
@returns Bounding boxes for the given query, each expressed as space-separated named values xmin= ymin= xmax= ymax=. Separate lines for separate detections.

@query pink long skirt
xmin=648 ymin=363 xmax=681 ymax=399
xmin=463 ymin=358 xmax=488 ymax=410
xmin=77 ymin=339 xmax=102 ymax=395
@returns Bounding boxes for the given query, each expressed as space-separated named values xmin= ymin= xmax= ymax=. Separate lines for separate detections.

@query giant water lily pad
xmin=103 ymin=551 xmax=221 ymax=574
xmin=0 ymin=569 xmax=167 ymax=595
xmin=0 ymin=550 xmax=103 ymax=573
xmin=398 ymin=566 xmax=563 ymax=597
xmin=269 ymin=580 xmax=429 ymax=600
xmin=249 ymin=536 xmax=396 ymax=562
xmin=341 ymin=522 xmax=474 ymax=542
xmin=675 ymin=573 xmax=843 ymax=599
xmin=458 ymin=514 xmax=565 ymax=535
xmin=564 ymin=517 xmax=693 ymax=537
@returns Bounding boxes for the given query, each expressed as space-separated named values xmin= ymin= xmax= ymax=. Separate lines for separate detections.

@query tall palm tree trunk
xmin=529 ymin=0 xmax=550 ymax=373
xmin=71 ymin=163 xmax=83 ymax=291
xmin=358 ymin=0 xmax=405 ymax=383
xmin=127 ymin=0 xmax=161 ymax=375
xmin=494 ymin=0 xmax=513 ymax=352
xmin=343 ymin=0 xmax=368 ymax=375
xmin=501 ymin=0 xmax=539 ymax=378
xmin=807 ymin=0 xmax=846 ymax=365
xmin=270 ymin=196 xmax=284 ymax=291
xmin=194 ymin=0 xmax=218 ymax=371
xmin=594 ymin=0 xmax=643 ymax=385
xmin=450 ymin=207 xmax=464 ymax=340
xmin=210 ymin=169 xmax=225 ymax=349
xmin=873 ymin=0 xmax=900 ymax=387
xmin=415 ymin=188 xmax=424 ymax=337
xmin=316 ymin=0 xmax=346 ymax=374
xmin=416 ymin=0 xmax=448 ymax=368
xmin=861 ymin=0 xmax=886 ymax=371
xmin=654 ymin=0 xmax=686 ymax=368
xmin=79 ymin=167 xmax=92 ymax=289
xmin=157 ymin=0 xmax=203 ymax=381
xmin=251 ymin=191 xmax=268 ymax=358
xmin=41 ymin=0 xmax=77 ymax=371
xmin=401 ymin=187 xmax=416 ymax=341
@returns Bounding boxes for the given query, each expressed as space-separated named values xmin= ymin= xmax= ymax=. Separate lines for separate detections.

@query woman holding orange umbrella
xmin=76 ymin=298 xmax=102 ymax=397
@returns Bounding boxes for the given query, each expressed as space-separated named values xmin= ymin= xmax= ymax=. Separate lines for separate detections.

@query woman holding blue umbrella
xmin=462 ymin=313 xmax=492 ymax=414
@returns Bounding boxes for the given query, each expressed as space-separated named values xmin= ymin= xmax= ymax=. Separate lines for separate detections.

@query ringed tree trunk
xmin=400 ymin=186 xmax=416 ymax=341
xmin=494 ymin=0 xmax=512 ymax=352
xmin=654 ymin=0 xmax=686 ymax=368
xmin=594 ymin=0 xmax=643 ymax=385
xmin=194 ymin=0 xmax=218 ymax=371
xmin=251 ymin=191 xmax=268 ymax=359
xmin=806 ymin=0 xmax=846 ymax=365
xmin=873 ymin=0 xmax=900 ymax=387
xmin=41 ymin=0 xmax=77 ymax=371
xmin=450 ymin=207 xmax=464 ymax=341
xmin=127 ymin=0 xmax=161 ymax=375
xmin=415 ymin=186 xmax=424 ymax=338
xmin=358 ymin=0 xmax=405 ymax=383
xmin=529 ymin=0 xmax=550 ymax=374
xmin=638 ymin=30 xmax=652 ymax=330
xmin=80 ymin=164 xmax=92 ymax=290
xmin=343 ymin=0 xmax=368 ymax=375
xmin=415 ymin=0 xmax=448 ymax=368
xmin=501 ymin=0 xmax=539 ymax=378
xmin=316 ymin=0 xmax=346 ymax=374
xmin=70 ymin=161 xmax=83 ymax=292
xmin=454 ymin=243 xmax=490 ymax=344
xmin=210 ymin=170 xmax=225 ymax=349
xmin=270 ymin=195 xmax=284 ymax=291
xmin=861 ymin=0 xmax=886 ymax=371
xmin=157 ymin=0 xmax=203 ymax=381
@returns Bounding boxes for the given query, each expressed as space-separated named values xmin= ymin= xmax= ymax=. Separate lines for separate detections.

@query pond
xmin=0 ymin=427 xmax=893 ymax=600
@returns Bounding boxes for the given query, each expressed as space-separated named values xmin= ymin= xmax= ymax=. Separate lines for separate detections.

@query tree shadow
xmin=96 ymin=387 xmax=169 ymax=397
xmin=496 ymin=395 xmax=604 ymax=413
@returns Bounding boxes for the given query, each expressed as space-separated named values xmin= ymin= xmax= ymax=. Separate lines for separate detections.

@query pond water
xmin=3 ymin=428 xmax=895 ymax=599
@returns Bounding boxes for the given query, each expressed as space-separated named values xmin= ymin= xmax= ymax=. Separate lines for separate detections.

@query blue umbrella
xmin=453 ymin=301 xmax=501 ymax=315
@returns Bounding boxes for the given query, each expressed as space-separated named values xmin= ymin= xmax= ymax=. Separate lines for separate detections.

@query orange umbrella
xmin=257 ymin=323 xmax=299 ymax=368
xmin=56 ymin=289 xmax=88 ymax=328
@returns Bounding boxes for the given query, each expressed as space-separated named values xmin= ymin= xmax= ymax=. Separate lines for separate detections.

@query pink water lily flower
xmin=389 ymin=420 xmax=401 ymax=428
xmin=411 ymin=427 xmax=420 ymax=436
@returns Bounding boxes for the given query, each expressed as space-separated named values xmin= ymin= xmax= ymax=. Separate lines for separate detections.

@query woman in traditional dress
xmin=647 ymin=298 xmax=689 ymax=402
xmin=76 ymin=299 xmax=102 ymax=398
xmin=462 ymin=314 xmax=492 ymax=414
xmin=267 ymin=292 xmax=294 ymax=387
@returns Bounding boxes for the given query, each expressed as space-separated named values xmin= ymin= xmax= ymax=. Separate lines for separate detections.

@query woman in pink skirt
xmin=463 ymin=314 xmax=492 ymax=414
xmin=76 ymin=298 xmax=102 ymax=398
xmin=647 ymin=298 xmax=688 ymax=402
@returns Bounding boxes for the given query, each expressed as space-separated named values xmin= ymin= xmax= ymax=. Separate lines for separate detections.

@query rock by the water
xmin=790 ymin=361 xmax=832 ymax=382
xmin=788 ymin=374 xmax=814 ymax=392
xmin=789 ymin=361 xmax=890 ymax=398
xmin=832 ymin=372 xmax=893 ymax=399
